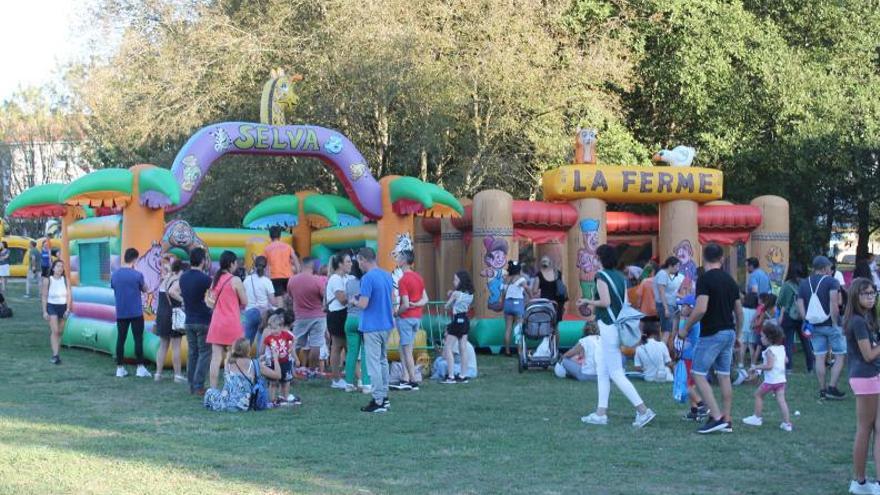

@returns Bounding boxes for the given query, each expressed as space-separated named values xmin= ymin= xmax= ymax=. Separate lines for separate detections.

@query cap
xmin=812 ymin=256 xmax=832 ymax=270
xmin=677 ymin=294 xmax=696 ymax=307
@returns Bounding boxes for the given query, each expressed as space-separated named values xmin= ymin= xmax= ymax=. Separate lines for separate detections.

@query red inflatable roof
xmin=451 ymin=201 xmax=578 ymax=231
xmin=607 ymin=205 xmax=762 ymax=234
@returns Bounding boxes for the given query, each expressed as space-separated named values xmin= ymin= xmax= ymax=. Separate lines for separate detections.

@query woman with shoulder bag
xmin=155 ymin=257 xmax=186 ymax=383
xmin=243 ymin=256 xmax=275 ymax=352
xmin=577 ymin=244 xmax=656 ymax=428
xmin=206 ymin=251 xmax=248 ymax=390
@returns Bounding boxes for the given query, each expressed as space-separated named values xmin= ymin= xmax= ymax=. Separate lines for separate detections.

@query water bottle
xmin=802 ymin=322 xmax=813 ymax=339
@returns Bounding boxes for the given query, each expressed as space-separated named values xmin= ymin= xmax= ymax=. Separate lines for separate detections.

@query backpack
xmin=782 ymin=281 xmax=800 ymax=321
xmin=804 ymin=276 xmax=830 ymax=325
xmin=243 ymin=359 xmax=270 ymax=411
xmin=598 ymin=271 xmax=644 ymax=348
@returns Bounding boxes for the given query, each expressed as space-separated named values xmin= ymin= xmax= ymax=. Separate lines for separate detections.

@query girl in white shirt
xmin=743 ymin=322 xmax=792 ymax=431
xmin=634 ymin=322 xmax=673 ymax=382
xmin=242 ymin=256 xmax=275 ymax=351
xmin=42 ymin=260 xmax=71 ymax=365
xmin=503 ymin=261 xmax=528 ymax=356
xmin=326 ymin=253 xmax=353 ymax=390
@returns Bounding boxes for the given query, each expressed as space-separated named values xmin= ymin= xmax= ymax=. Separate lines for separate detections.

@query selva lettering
xmin=234 ymin=124 xmax=321 ymax=152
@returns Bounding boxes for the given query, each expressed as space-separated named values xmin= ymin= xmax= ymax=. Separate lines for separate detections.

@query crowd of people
xmin=16 ymin=227 xmax=880 ymax=493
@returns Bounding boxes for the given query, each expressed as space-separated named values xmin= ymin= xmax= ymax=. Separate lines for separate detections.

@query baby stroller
xmin=517 ymin=298 xmax=559 ymax=373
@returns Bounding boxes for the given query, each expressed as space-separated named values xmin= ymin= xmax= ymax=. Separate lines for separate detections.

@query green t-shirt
xmin=596 ymin=270 xmax=626 ymax=325
xmin=777 ymin=280 xmax=800 ymax=321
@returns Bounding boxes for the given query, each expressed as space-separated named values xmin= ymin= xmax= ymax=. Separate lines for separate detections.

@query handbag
xmin=205 ymin=275 xmax=232 ymax=309
xmin=672 ymin=359 xmax=689 ymax=403
xmin=599 ymin=271 xmax=644 ymax=348
xmin=554 ymin=271 xmax=568 ymax=301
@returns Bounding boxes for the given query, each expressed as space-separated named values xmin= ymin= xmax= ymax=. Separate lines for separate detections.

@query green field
xmin=0 ymin=279 xmax=855 ymax=494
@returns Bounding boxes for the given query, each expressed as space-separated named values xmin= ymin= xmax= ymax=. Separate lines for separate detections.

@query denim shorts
xmin=504 ymin=298 xmax=525 ymax=317
xmin=656 ymin=303 xmax=678 ymax=333
xmin=46 ymin=303 xmax=67 ymax=318
xmin=811 ymin=325 xmax=846 ymax=355
xmin=396 ymin=317 xmax=420 ymax=346
xmin=691 ymin=329 xmax=735 ymax=376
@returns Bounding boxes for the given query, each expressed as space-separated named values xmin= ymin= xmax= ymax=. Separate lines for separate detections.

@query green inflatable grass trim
xmin=242 ymin=195 xmax=298 ymax=228
xmin=61 ymin=168 xmax=133 ymax=203
xmin=303 ymin=194 xmax=361 ymax=226
xmin=138 ymin=167 xmax=181 ymax=206
xmin=4 ymin=183 xmax=65 ymax=217
xmin=389 ymin=177 xmax=464 ymax=215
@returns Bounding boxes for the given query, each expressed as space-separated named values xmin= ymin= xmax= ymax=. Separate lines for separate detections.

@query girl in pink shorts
xmin=742 ymin=322 xmax=791 ymax=431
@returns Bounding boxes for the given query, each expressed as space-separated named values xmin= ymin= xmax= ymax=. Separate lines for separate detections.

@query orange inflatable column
xmin=471 ymin=190 xmax=516 ymax=320
xmin=121 ymin=165 xmax=166 ymax=259
xmin=376 ymin=176 xmax=414 ymax=272
xmin=658 ymin=200 xmax=701 ymax=292
xmin=413 ymin=217 xmax=437 ymax=300
xmin=566 ymin=198 xmax=606 ymax=309
xmin=750 ymin=195 xmax=790 ymax=289
xmin=60 ymin=209 xmax=77 ymax=277
xmin=293 ymin=191 xmax=315 ymax=260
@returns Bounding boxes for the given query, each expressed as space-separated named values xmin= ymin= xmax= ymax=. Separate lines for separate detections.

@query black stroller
xmin=517 ymin=298 xmax=559 ymax=372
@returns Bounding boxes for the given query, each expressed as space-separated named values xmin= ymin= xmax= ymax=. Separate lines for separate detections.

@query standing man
xmin=40 ymin=234 xmax=53 ymax=278
xmin=111 ymin=248 xmax=150 ymax=378
xmin=746 ymin=257 xmax=771 ymax=296
xmin=393 ymin=250 xmax=428 ymax=391
xmin=287 ymin=257 xmax=327 ymax=371
xmin=797 ymin=256 xmax=846 ymax=400
xmin=680 ymin=243 xmax=743 ymax=434
xmin=264 ymin=226 xmax=300 ymax=307
xmin=179 ymin=247 xmax=213 ymax=395
xmin=25 ymin=240 xmax=40 ymax=298
xmin=356 ymin=247 xmax=395 ymax=413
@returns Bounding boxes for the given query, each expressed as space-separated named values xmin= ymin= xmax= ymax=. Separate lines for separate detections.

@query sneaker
xmin=360 ymin=385 xmax=373 ymax=395
xmin=154 ymin=372 xmax=163 ymax=382
xmin=780 ymin=422 xmax=793 ymax=432
xmin=407 ymin=381 xmax=420 ymax=391
xmin=826 ymin=387 xmax=846 ymax=400
xmin=682 ymin=410 xmax=701 ymax=421
xmin=696 ymin=405 xmax=710 ymax=418
xmin=848 ymin=479 xmax=877 ymax=494
xmin=742 ymin=415 xmax=763 ymax=426
xmin=697 ymin=417 xmax=729 ymax=434
xmin=389 ymin=382 xmax=412 ymax=391
xmin=116 ymin=367 xmax=129 ymax=378
xmin=135 ymin=365 xmax=152 ymax=378
xmin=344 ymin=383 xmax=358 ymax=392
xmin=174 ymin=374 xmax=187 ymax=384
xmin=455 ymin=375 xmax=470 ymax=384
xmin=50 ymin=355 xmax=61 ymax=365
xmin=331 ymin=379 xmax=349 ymax=390
xmin=581 ymin=413 xmax=608 ymax=425
xmin=633 ymin=408 xmax=656 ymax=428
xmin=361 ymin=400 xmax=386 ymax=413
xmin=818 ymin=388 xmax=828 ymax=400
xmin=733 ymin=368 xmax=748 ymax=386
xmin=441 ymin=376 xmax=457 ymax=384
xmin=382 ymin=398 xmax=390 ymax=409
xmin=285 ymin=394 xmax=302 ymax=406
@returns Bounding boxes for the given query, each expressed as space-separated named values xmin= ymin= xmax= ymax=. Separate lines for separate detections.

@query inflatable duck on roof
xmin=653 ymin=145 xmax=696 ymax=167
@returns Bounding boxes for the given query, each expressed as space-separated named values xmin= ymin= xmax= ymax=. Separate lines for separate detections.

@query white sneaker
xmin=136 ymin=365 xmax=152 ymax=378
xmin=344 ymin=383 xmax=358 ymax=392
xmin=116 ymin=367 xmax=128 ymax=378
xmin=848 ymin=479 xmax=879 ymax=494
xmin=733 ymin=368 xmax=748 ymax=386
xmin=360 ymin=385 xmax=373 ymax=395
xmin=742 ymin=415 xmax=763 ymax=426
xmin=633 ymin=408 xmax=656 ymax=428
xmin=780 ymin=422 xmax=793 ymax=432
xmin=581 ymin=413 xmax=608 ymax=425
xmin=173 ymin=374 xmax=187 ymax=384
xmin=331 ymin=379 xmax=349 ymax=390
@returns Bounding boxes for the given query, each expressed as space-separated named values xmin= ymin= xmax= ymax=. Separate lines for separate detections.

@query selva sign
xmin=543 ymin=165 xmax=724 ymax=203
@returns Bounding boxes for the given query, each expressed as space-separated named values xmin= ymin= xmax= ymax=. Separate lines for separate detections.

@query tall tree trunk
xmin=857 ymin=198 xmax=870 ymax=259
xmin=823 ymin=189 xmax=834 ymax=254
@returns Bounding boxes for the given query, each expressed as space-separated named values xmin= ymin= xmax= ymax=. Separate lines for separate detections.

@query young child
xmin=743 ymin=322 xmax=792 ymax=431
xmin=634 ymin=321 xmax=673 ymax=382
xmin=442 ymin=270 xmax=475 ymax=384
xmin=556 ymin=313 xmax=600 ymax=381
xmin=676 ymin=295 xmax=708 ymax=420
xmin=749 ymin=293 xmax=778 ymax=368
xmin=262 ymin=311 xmax=297 ymax=406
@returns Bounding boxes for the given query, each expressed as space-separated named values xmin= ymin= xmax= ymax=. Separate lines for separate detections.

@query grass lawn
xmin=0 ymin=278 xmax=856 ymax=494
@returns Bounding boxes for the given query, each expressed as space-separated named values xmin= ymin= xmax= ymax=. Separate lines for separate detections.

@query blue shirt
xmin=179 ymin=268 xmax=213 ymax=325
xmin=748 ymin=269 xmax=772 ymax=295
xmin=110 ymin=267 xmax=145 ymax=319
xmin=359 ymin=268 xmax=394 ymax=332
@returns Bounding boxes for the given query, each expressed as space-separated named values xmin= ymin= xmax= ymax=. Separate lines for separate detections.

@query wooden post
xmin=750 ymin=195 xmax=790 ymax=289
xmin=658 ymin=199 xmax=701 ymax=293
xmin=471 ymin=190 xmax=516 ymax=320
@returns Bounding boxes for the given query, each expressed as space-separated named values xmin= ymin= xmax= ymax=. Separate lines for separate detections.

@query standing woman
xmin=533 ymin=256 xmax=567 ymax=323
xmin=327 ymin=252 xmax=353 ymax=390
xmin=0 ymin=241 xmax=10 ymax=294
xmin=242 ymin=256 xmax=275 ymax=351
xmin=577 ymin=244 xmax=656 ymax=428
xmin=42 ymin=259 xmax=71 ymax=364
xmin=844 ymin=277 xmax=880 ymax=495
xmin=155 ymin=257 xmax=186 ymax=382
xmin=503 ymin=260 xmax=529 ymax=356
xmin=206 ymin=251 xmax=247 ymax=390
xmin=654 ymin=256 xmax=684 ymax=346
xmin=344 ymin=258 xmax=370 ymax=393
xmin=777 ymin=261 xmax=813 ymax=373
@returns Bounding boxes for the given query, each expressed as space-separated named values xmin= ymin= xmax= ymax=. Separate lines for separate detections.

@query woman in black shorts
xmin=42 ymin=260 xmax=71 ymax=365
xmin=441 ymin=270 xmax=475 ymax=384
xmin=326 ymin=252 xmax=353 ymax=390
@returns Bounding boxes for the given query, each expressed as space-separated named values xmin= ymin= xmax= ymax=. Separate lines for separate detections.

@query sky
xmin=0 ymin=1 xmax=88 ymax=101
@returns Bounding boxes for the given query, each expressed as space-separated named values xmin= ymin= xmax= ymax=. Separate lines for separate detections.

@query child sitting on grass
xmin=634 ymin=321 xmax=673 ymax=382
xmin=749 ymin=293 xmax=777 ymax=368
xmin=262 ymin=311 xmax=299 ymax=406
xmin=556 ymin=314 xmax=599 ymax=381
xmin=743 ymin=321 xmax=792 ymax=431
xmin=676 ymin=295 xmax=708 ymax=421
